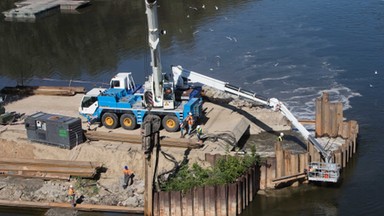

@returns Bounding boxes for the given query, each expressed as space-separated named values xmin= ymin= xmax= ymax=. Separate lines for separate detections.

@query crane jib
xmin=224 ymin=83 xmax=269 ymax=103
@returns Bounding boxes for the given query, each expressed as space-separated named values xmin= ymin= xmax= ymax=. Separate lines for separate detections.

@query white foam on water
xmin=243 ymin=61 xmax=361 ymax=119
xmin=318 ymin=86 xmax=362 ymax=110
xmin=251 ymin=75 xmax=291 ymax=84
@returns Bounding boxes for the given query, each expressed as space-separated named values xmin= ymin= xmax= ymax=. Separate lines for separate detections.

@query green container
xmin=24 ymin=112 xmax=84 ymax=149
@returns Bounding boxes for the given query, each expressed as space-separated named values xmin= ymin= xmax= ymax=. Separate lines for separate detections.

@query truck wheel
xmin=102 ymin=112 xmax=119 ymax=129
xmin=120 ymin=113 xmax=137 ymax=130
xmin=162 ymin=115 xmax=180 ymax=132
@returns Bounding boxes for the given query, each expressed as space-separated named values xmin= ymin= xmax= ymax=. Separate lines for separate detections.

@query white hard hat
xmin=189 ymin=112 xmax=192 ymax=115
xmin=70 ymin=185 xmax=73 ymax=188
xmin=197 ymin=125 xmax=201 ymax=128
xmin=280 ymin=132 xmax=284 ymax=136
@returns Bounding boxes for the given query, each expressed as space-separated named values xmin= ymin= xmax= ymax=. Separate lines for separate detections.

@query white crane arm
xmin=172 ymin=65 xmax=332 ymax=162
xmin=145 ymin=0 xmax=163 ymax=107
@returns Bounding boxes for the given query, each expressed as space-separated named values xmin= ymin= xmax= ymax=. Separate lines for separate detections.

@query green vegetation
xmin=74 ymin=177 xmax=99 ymax=196
xmin=161 ymin=148 xmax=260 ymax=192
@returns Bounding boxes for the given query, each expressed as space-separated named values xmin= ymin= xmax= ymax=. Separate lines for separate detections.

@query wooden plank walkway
xmin=0 ymin=199 xmax=144 ymax=213
xmin=0 ymin=158 xmax=102 ymax=180
xmin=0 ymin=158 xmax=100 ymax=168
xmin=85 ymin=130 xmax=204 ymax=149
xmin=1 ymin=86 xmax=85 ymax=96
xmin=2 ymin=0 xmax=90 ymax=20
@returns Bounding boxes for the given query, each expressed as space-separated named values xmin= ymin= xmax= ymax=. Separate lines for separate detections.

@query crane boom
xmin=172 ymin=65 xmax=340 ymax=182
xmin=145 ymin=0 xmax=163 ymax=107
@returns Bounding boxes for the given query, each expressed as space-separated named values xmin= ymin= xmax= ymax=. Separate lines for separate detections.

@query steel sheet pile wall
xmin=269 ymin=141 xmax=308 ymax=187
xmin=153 ymin=154 xmax=260 ymax=216
xmin=259 ymin=157 xmax=276 ymax=190
xmin=254 ymin=92 xmax=359 ymax=189
xmin=340 ymin=121 xmax=358 ymax=167
xmin=313 ymin=92 xmax=359 ymax=168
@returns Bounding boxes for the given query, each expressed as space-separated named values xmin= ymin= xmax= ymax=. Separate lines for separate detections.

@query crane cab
xmin=110 ymin=72 xmax=137 ymax=93
xmin=79 ymin=88 xmax=105 ymax=116
xmin=163 ymin=82 xmax=175 ymax=109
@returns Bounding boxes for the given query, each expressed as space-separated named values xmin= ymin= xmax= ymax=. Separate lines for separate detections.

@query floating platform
xmin=2 ymin=0 xmax=90 ymax=21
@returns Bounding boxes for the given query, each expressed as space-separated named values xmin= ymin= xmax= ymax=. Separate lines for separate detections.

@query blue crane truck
xmin=79 ymin=72 xmax=202 ymax=132
xmin=79 ymin=1 xmax=202 ymax=132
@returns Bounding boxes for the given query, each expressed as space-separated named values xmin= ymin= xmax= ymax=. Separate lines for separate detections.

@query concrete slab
xmin=201 ymin=102 xmax=250 ymax=143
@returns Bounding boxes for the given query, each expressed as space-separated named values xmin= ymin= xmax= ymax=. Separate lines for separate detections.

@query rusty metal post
xmin=315 ymin=97 xmax=322 ymax=137
xmin=275 ymin=141 xmax=284 ymax=178
xmin=322 ymin=92 xmax=330 ymax=136
xmin=142 ymin=115 xmax=161 ymax=216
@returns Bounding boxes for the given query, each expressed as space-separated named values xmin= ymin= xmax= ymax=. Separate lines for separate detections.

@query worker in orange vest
xmin=185 ymin=112 xmax=194 ymax=135
xmin=122 ymin=166 xmax=134 ymax=189
xmin=68 ymin=185 xmax=76 ymax=207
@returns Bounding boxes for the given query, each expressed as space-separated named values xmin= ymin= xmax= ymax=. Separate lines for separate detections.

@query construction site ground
xmin=0 ymin=88 xmax=307 ymax=209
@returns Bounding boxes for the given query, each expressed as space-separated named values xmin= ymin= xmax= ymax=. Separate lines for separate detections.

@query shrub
xmin=161 ymin=153 xmax=259 ymax=192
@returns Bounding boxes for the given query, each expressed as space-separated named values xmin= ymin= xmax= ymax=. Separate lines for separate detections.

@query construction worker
xmin=180 ymin=121 xmax=185 ymax=138
xmin=122 ymin=166 xmax=134 ymax=189
xmin=68 ymin=185 xmax=76 ymax=207
xmin=277 ymin=132 xmax=284 ymax=142
xmin=196 ymin=125 xmax=203 ymax=143
xmin=185 ymin=112 xmax=194 ymax=135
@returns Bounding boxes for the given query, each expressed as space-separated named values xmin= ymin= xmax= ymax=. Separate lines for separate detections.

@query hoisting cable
xmin=156 ymin=132 xmax=237 ymax=186
xmin=156 ymin=148 xmax=190 ymax=186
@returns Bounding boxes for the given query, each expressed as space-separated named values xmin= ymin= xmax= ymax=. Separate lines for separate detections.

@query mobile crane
xmin=172 ymin=65 xmax=340 ymax=183
xmin=80 ymin=0 xmax=339 ymax=183
xmin=79 ymin=0 xmax=202 ymax=132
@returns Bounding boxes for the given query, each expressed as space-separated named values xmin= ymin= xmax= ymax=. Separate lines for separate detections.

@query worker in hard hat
xmin=185 ymin=112 xmax=194 ymax=135
xmin=122 ymin=166 xmax=134 ymax=189
xmin=196 ymin=125 xmax=203 ymax=143
xmin=68 ymin=185 xmax=76 ymax=207
xmin=277 ymin=132 xmax=284 ymax=142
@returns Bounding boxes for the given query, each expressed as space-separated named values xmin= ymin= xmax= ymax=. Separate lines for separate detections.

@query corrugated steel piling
xmin=153 ymin=164 xmax=260 ymax=216
xmin=314 ymin=92 xmax=359 ymax=168
xmin=259 ymin=92 xmax=359 ymax=189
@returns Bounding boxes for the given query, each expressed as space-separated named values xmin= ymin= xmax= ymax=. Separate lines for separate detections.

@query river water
xmin=0 ymin=0 xmax=383 ymax=215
